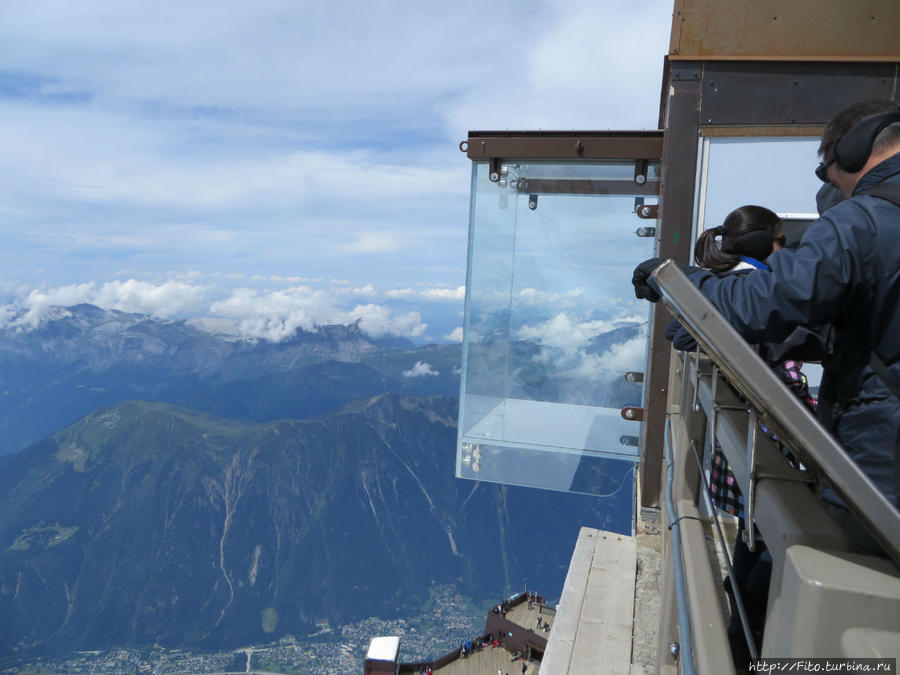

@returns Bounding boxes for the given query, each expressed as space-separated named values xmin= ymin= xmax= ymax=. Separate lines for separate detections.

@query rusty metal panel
xmin=464 ymin=131 xmax=664 ymax=161
xmin=699 ymin=61 xmax=898 ymax=126
xmin=670 ymin=0 xmax=900 ymax=61
xmin=700 ymin=125 xmax=824 ymax=138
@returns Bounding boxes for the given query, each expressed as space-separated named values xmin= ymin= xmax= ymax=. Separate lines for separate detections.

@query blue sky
xmin=0 ymin=0 xmax=672 ymax=342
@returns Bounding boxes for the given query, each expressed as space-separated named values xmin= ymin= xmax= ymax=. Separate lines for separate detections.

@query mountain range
xmin=0 ymin=396 xmax=629 ymax=661
xmin=0 ymin=304 xmax=459 ymax=455
xmin=0 ymin=304 xmax=633 ymax=665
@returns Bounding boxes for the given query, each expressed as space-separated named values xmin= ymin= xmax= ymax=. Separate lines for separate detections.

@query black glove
xmin=632 ymin=257 xmax=666 ymax=302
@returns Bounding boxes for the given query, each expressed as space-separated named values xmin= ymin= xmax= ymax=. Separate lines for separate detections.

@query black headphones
xmin=834 ymin=111 xmax=900 ymax=173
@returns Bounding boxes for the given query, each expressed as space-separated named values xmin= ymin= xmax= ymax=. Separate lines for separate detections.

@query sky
xmin=0 ymin=0 xmax=674 ymax=343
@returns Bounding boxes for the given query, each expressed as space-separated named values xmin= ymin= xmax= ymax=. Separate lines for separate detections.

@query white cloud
xmin=0 ymin=0 xmax=673 ymax=299
xmin=516 ymin=312 xmax=643 ymax=357
xmin=386 ymin=286 xmax=464 ymax=301
xmin=9 ymin=279 xmax=206 ymax=328
xmin=2 ymin=278 xmax=430 ymax=342
xmin=569 ymin=334 xmax=647 ymax=378
xmin=332 ymin=284 xmax=378 ymax=297
xmin=513 ymin=311 xmax=648 ymax=379
xmin=338 ymin=233 xmax=403 ymax=254
xmin=445 ymin=326 xmax=464 ymax=342
xmin=443 ymin=1 xmax=670 ymax=132
xmin=209 ymin=286 xmax=426 ymax=341
xmin=403 ymin=361 xmax=439 ymax=378
xmin=421 ymin=286 xmax=465 ymax=301
xmin=517 ymin=287 xmax=585 ymax=307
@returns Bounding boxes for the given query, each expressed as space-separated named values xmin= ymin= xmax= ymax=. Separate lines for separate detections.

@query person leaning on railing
xmin=664 ymin=204 xmax=823 ymax=665
xmin=633 ymin=100 xmax=900 ymax=554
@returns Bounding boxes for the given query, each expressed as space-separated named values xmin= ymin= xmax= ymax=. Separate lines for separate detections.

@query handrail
xmin=664 ymin=416 xmax=698 ymax=675
xmin=651 ymin=260 xmax=900 ymax=565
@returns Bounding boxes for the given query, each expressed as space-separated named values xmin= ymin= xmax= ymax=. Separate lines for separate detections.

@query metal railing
xmin=651 ymin=260 xmax=900 ymax=668
xmin=651 ymin=260 xmax=900 ymax=564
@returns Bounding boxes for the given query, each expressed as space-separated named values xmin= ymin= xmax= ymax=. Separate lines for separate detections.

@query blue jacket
xmin=687 ymin=152 xmax=900 ymax=506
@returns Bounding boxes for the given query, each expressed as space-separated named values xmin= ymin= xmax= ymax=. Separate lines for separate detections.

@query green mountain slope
xmin=0 ymin=397 xmax=630 ymax=661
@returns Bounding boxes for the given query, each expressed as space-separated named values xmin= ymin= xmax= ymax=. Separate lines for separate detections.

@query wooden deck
xmin=433 ymin=645 xmax=539 ymax=675
xmin=540 ymin=528 xmax=637 ymax=674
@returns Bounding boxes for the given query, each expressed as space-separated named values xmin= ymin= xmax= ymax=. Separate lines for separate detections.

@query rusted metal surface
xmin=670 ymin=0 xmax=900 ymax=61
xmin=700 ymin=125 xmax=824 ymax=138
xmin=463 ymin=131 xmax=664 ymax=161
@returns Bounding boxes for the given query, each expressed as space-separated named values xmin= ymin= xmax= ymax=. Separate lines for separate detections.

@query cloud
xmin=517 ymin=287 xmax=585 ymax=307
xmin=443 ymin=1 xmax=670 ymax=132
xmin=568 ymin=334 xmax=647 ymax=378
xmin=209 ymin=286 xmax=426 ymax=341
xmin=387 ymin=286 xmax=465 ymax=301
xmin=9 ymin=279 xmax=206 ymax=328
xmin=445 ymin=326 xmax=464 ymax=342
xmin=513 ymin=311 xmax=648 ymax=380
xmin=516 ymin=312 xmax=643 ymax=357
xmin=0 ymin=0 xmax=673 ymax=302
xmin=2 ymin=279 xmax=428 ymax=342
xmin=403 ymin=361 xmax=438 ymax=378
xmin=339 ymin=233 xmax=403 ymax=254
xmin=332 ymin=284 xmax=378 ymax=297
xmin=421 ymin=286 xmax=465 ymax=301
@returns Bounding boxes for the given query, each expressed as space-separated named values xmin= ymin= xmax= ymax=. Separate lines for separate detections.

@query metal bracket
xmin=489 ymin=158 xmax=502 ymax=182
xmin=636 ymin=225 xmax=657 ymax=237
xmin=621 ymin=406 xmax=644 ymax=421
xmin=690 ymin=350 xmax=702 ymax=412
xmin=637 ymin=204 xmax=659 ymax=219
xmin=625 ymin=371 xmax=644 ymax=383
xmin=634 ymin=158 xmax=649 ymax=185
xmin=745 ymin=408 xmax=760 ymax=552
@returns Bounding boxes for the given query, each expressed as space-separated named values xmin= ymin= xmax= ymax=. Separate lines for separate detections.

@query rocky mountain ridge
xmin=0 ymin=304 xmax=457 ymax=454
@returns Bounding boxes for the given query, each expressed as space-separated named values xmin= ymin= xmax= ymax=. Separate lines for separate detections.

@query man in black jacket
xmin=633 ymin=100 xmax=900 ymax=521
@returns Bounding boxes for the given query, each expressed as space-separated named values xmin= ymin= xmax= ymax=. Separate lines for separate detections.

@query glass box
xmin=457 ymin=160 xmax=658 ymax=496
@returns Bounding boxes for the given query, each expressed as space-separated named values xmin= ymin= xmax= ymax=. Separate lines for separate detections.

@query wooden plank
xmin=542 ymin=528 xmax=595 ymax=672
xmin=541 ymin=528 xmax=637 ymax=674
xmin=570 ymin=532 xmax=637 ymax=673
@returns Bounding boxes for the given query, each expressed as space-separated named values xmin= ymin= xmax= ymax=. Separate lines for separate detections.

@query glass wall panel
xmin=457 ymin=161 xmax=657 ymax=496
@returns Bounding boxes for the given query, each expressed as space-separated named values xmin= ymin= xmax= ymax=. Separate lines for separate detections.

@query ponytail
xmin=696 ymin=205 xmax=782 ymax=273
xmin=695 ymin=225 xmax=742 ymax=273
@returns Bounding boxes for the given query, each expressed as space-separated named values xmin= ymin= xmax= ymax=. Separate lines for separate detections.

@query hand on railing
xmin=632 ymin=258 xmax=701 ymax=303
xmin=631 ymin=257 xmax=666 ymax=302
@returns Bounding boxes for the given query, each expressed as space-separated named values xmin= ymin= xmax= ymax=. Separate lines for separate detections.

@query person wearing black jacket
xmin=634 ymin=101 xmax=900 ymax=529
xmin=665 ymin=205 xmax=819 ymax=664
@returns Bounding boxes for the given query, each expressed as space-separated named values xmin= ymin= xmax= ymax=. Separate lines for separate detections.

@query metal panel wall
xmin=670 ymin=0 xmax=900 ymax=61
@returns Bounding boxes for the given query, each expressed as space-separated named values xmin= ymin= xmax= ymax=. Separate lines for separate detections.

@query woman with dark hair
xmin=694 ymin=205 xmax=785 ymax=273
xmin=667 ymin=205 xmax=786 ymax=351
xmin=666 ymin=205 xmax=816 ymax=666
